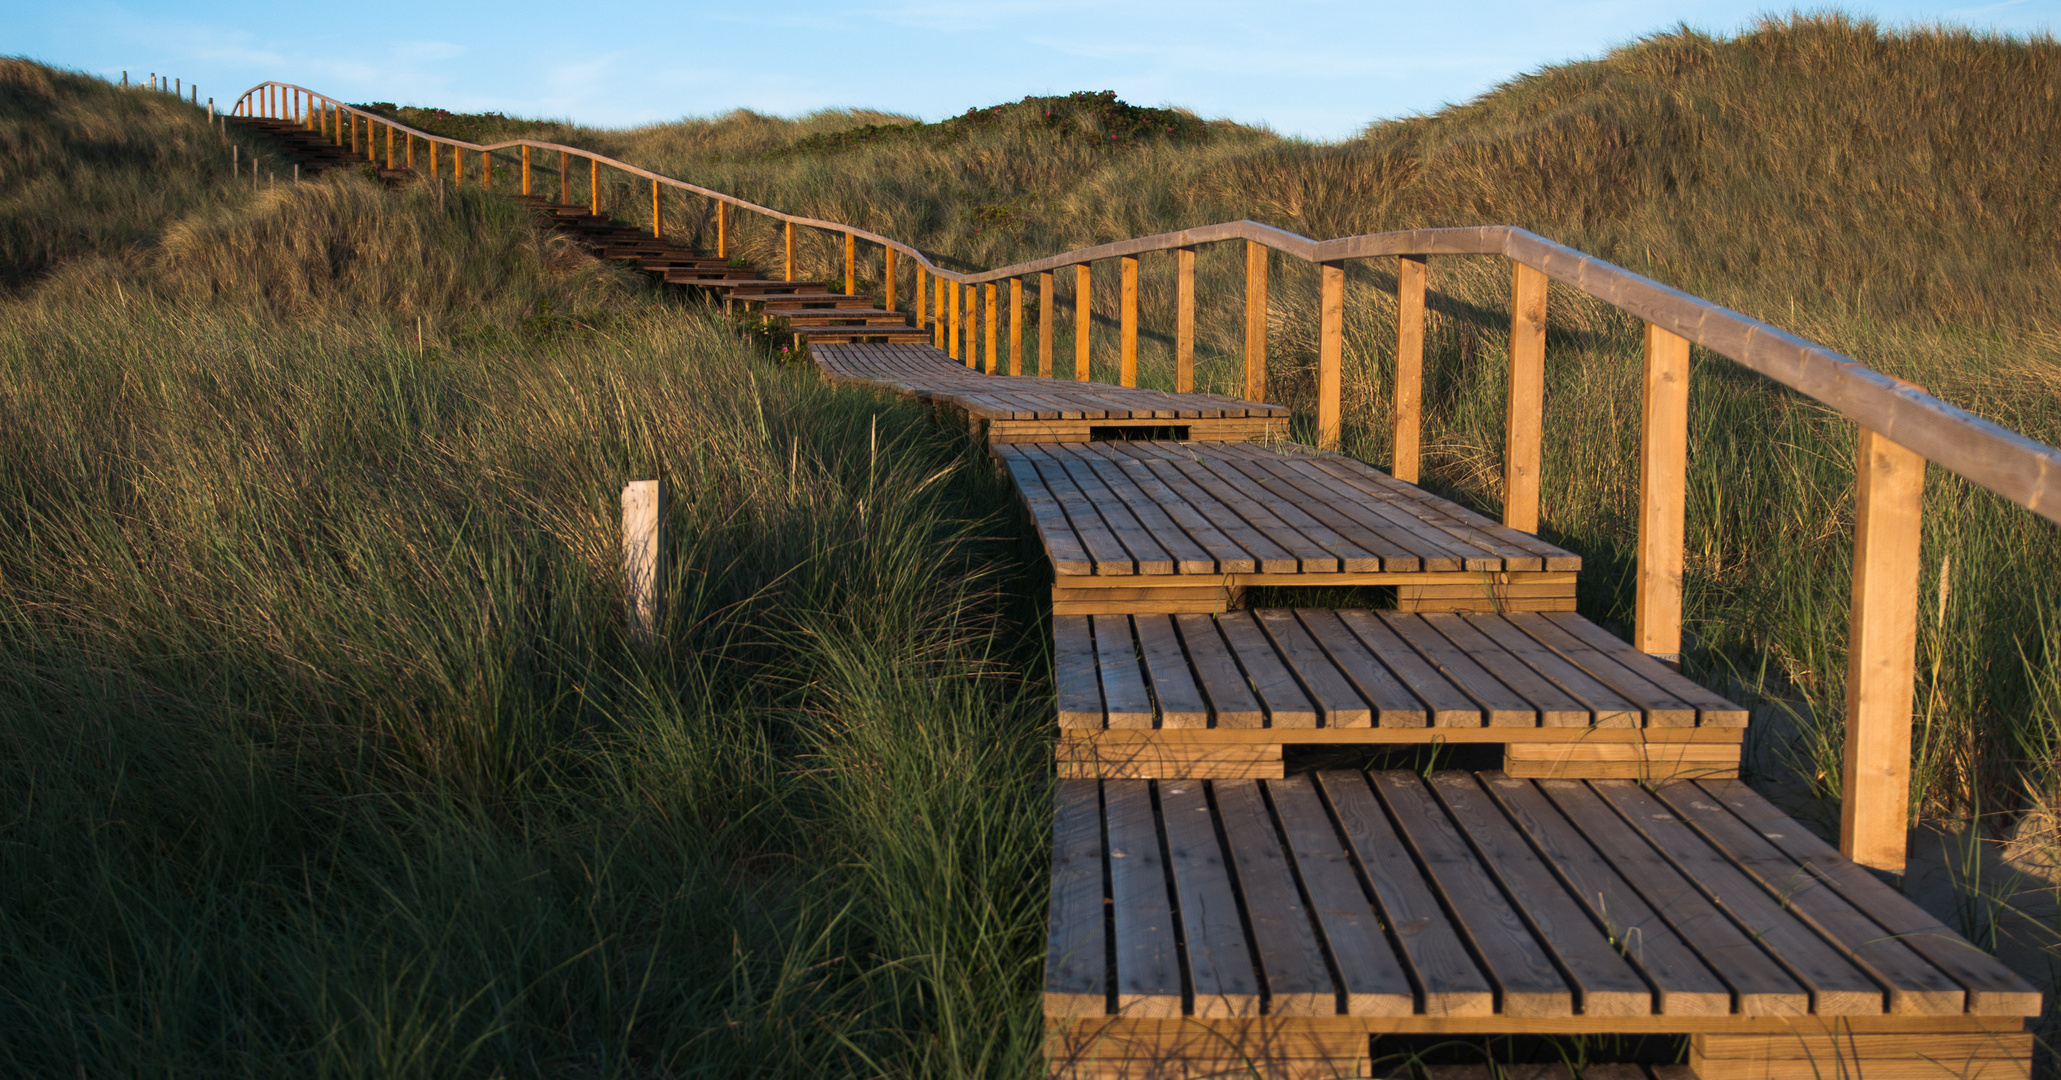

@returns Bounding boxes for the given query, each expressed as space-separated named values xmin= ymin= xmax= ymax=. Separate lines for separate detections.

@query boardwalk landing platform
xmin=1045 ymin=774 xmax=2040 ymax=1080
xmin=1055 ymin=610 xmax=1743 ymax=781
xmin=1000 ymin=441 xmax=1577 ymax=616
xmin=813 ymin=344 xmax=1290 ymax=443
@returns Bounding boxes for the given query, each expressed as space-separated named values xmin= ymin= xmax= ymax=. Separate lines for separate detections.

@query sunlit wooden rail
xmin=228 ymin=76 xmax=2061 ymax=1080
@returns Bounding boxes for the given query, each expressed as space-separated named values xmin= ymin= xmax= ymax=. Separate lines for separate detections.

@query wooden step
xmin=788 ymin=325 xmax=934 ymax=342
xmin=1044 ymin=773 xmax=2038 ymax=1076
xmin=776 ymin=311 xmax=911 ymax=327
xmin=755 ymin=293 xmax=882 ymax=309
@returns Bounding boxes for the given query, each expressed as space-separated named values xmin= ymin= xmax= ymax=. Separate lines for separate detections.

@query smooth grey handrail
xmin=229 ymin=81 xmax=2061 ymax=526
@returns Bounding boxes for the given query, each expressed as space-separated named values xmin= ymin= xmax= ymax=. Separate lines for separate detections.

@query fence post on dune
xmin=622 ymin=479 xmax=666 ymax=648
xmin=1317 ymin=261 xmax=1345 ymax=451
xmin=844 ymin=232 xmax=856 ymax=295
xmin=1010 ymin=277 xmax=1023 ymax=376
xmin=429 ymin=138 xmax=438 ymax=181
xmin=1120 ymin=256 xmax=1139 ymax=388
xmin=1393 ymin=255 xmax=1427 ymax=484
xmin=914 ymin=264 xmax=926 ymax=327
xmin=590 ymin=157 xmax=599 ymax=215
xmin=950 ymin=281 xmax=963 ymax=363
xmin=1504 ymin=262 xmax=1547 ymax=533
xmin=783 ymin=223 xmax=796 ymax=283
xmin=969 ymin=284 xmax=981 ymax=369
xmin=1635 ymin=324 xmax=1690 ymax=665
xmin=1841 ymin=427 xmax=1926 ymax=875
xmin=1074 ymin=264 xmax=1092 ymax=381
xmin=386 ymin=123 xmax=395 ymax=170
xmin=558 ymin=151 xmax=568 ymax=205
xmin=1244 ymin=240 xmax=1269 ymax=402
xmin=885 ymin=248 xmax=898 ymax=311
xmin=934 ymin=276 xmax=947 ymax=349
xmin=1040 ymin=271 xmax=1055 ymax=377
xmin=482 ymin=150 xmax=492 ymax=190
xmin=652 ymin=179 xmax=661 ymax=238
xmin=985 ymin=283 xmax=999 ymax=375
xmin=1176 ymin=247 xmax=1196 ymax=394
xmin=454 ymin=141 xmax=464 ymax=184
xmin=714 ymin=200 xmax=727 ymax=258
xmin=521 ymin=146 xmax=531 ymax=195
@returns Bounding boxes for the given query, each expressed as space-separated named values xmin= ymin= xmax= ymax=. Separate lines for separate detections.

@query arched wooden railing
xmin=232 ymin=80 xmax=2061 ymax=874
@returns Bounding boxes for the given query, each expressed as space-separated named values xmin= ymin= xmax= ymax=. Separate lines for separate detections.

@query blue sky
xmin=15 ymin=0 xmax=2058 ymax=140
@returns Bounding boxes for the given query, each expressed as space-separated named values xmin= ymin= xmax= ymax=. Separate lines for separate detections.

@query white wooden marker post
xmin=622 ymin=479 xmax=665 ymax=645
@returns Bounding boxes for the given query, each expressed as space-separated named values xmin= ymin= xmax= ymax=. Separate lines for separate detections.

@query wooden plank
xmin=1266 ymin=776 xmax=1415 ymax=1016
xmin=1206 ymin=449 xmax=1416 ymax=570
xmin=1046 ymin=779 xmax=1109 ymax=1018
xmin=1636 ymin=323 xmax=1690 ymax=660
xmin=1157 ymin=780 xmax=1262 ymax=1017
xmin=1422 ymin=614 xmax=1589 ymax=727
xmin=1077 ymin=446 xmax=1254 ymax=573
xmin=1647 ymin=781 xmax=1965 ymax=1014
xmin=1428 ymin=773 xmax=1652 ymax=1017
xmin=1587 ymin=781 xmax=1888 ymax=1015
xmin=1055 ymin=447 xmax=1215 ymax=574
xmin=1693 ymin=1032 xmax=2034 ymax=1060
xmin=1296 ymin=608 xmax=1435 ymax=727
xmin=1334 ymin=610 xmax=1484 ymax=727
xmin=1216 ymin=613 xmax=1318 ymax=729
xmin=1119 ymin=256 xmax=1138 ymax=387
xmin=1298 ymin=453 xmax=1575 ymax=571
xmin=1176 ymin=247 xmax=1196 ymax=394
xmin=1245 ymin=240 xmax=1268 ymax=402
xmin=1531 ymin=779 xmax=1809 ymax=1016
xmin=1109 ymin=449 xmax=1295 ymax=573
xmin=1479 ymin=773 xmax=1732 ymax=1016
xmin=1393 ymin=255 xmax=1427 ymax=483
xmin=1056 ymin=739 xmax=1282 ymax=780
xmin=1055 ymin=615 xmax=1106 ymax=729
xmin=998 ymin=454 xmax=1094 ymax=575
xmin=1504 ymin=742 xmax=1740 ymax=781
xmin=1026 ymin=452 xmax=1137 ymax=575
xmin=1370 ymin=771 xmax=1571 ymax=1016
xmin=1092 ymin=614 xmax=1155 ymax=730
xmin=1539 ymin=613 xmax=1748 ymax=725
xmin=1466 ymin=614 xmax=1643 ymax=727
xmin=1034 ymin=446 xmax=1177 ymax=575
xmin=1255 ymin=609 xmax=1373 ymax=728
xmin=1317 ymin=261 xmax=1344 ymax=450
xmin=1695 ymin=778 xmax=2040 ymax=1016
xmin=1075 ymin=263 xmax=1092 ymax=382
xmin=1505 ymin=614 xmax=1698 ymax=727
xmin=1132 ymin=615 xmax=1209 ymax=729
xmin=1213 ymin=780 xmax=1337 ymax=1016
xmin=1688 ymin=1055 xmax=2029 ymax=1080
xmin=1505 ymin=261 xmax=1547 ymax=533
xmin=1376 ymin=612 xmax=1535 ymax=726
xmin=1102 ymin=780 xmax=1182 ymax=1017
xmin=1174 ymin=614 xmax=1266 ymax=729
xmin=1176 ymin=449 xmax=1383 ymax=572
xmin=1116 ymin=443 xmax=1342 ymax=572
xmin=1842 ymin=427 xmax=1926 ymax=873
xmin=1315 ymin=771 xmax=1495 ymax=1016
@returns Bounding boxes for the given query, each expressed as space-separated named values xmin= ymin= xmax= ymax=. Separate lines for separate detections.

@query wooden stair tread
xmin=1045 ymin=772 xmax=2038 ymax=1026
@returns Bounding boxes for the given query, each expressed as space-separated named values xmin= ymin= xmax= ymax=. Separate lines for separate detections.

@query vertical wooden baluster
xmin=454 ymin=141 xmax=463 ymax=184
xmin=1841 ymin=427 xmax=1926 ymax=874
xmin=386 ymin=122 xmax=395 ymax=170
xmin=521 ymin=145 xmax=530 ymax=194
xmin=1040 ymin=271 xmax=1054 ymax=378
xmin=935 ymin=276 xmax=947 ymax=349
xmin=885 ymin=248 xmax=898 ymax=312
xmin=406 ymin=132 xmax=415 ymax=171
xmin=965 ymin=283 xmax=978 ymax=368
xmin=1074 ymin=263 xmax=1092 ymax=382
xmin=714 ymin=201 xmax=727 ymax=257
xmin=1175 ymin=247 xmax=1196 ymax=394
xmin=1635 ymin=324 xmax=1691 ymax=663
xmin=1392 ymin=255 xmax=1427 ymax=484
xmin=1010 ymin=276 xmax=1023 ymax=376
xmin=844 ymin=232 xmax=856 ymax=295
xmin=985 ymin=283 xmax=999 ymax=375
xmin=1504 ymin=261 xmax=1547 ymax=533
xmin=914 ymin=264 xmax=926 ymax=328
xmin=652 ymin=179 xmax=661 ymax=239
xmin=558 ymin=151 xmax=569 ymax=205
xmin=482 ymin=149 xmax=491 ymax=190
xmin=949 ymin=281 xmax=962 ymax=362
xmin=783 ymin=223 xmax=795 ymax=283
xmin=621 ymin=479 xmax=666 ymax=648
xmin=1317 ymin=261 xmax=1345 ymax=451
xmin=430 ymin=137 xmax=439 ymax=181
xmin=1119 ymin=256 xmax=1139 ymax=388
xmin=589 ymin=157 xmax=598 ymax=215
xmin=1244 ymin=240 xmax=1269 ymax=402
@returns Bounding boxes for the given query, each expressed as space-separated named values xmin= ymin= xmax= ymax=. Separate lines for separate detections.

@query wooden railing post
xmin=1039 ymin=271 xmax=1055 ymax=377
xmin=1074 ymin=264 xmax=1092 ymax=381
xmin=949 ymin=280 xmax=962 ymax=362
xmin=1010 ymin=277 xmax=1024 ymax=376
xmin=1504 ymin=262 xmax=1547 ymax=533
xmin=558 ymin=151 xmax=569 ymax=206
xmin=935 ymin=276 xmax=947 ymax=350
xmin=481 ymin=149 xmax=491 ymax=190
xmin=521 ymin=145 xmax=530 ymax=194
xmin=386 ymin=122 xmax=395 ymax=170
xmin=1393 ymin=255 xmax=1427 ymax=484
xmin=1175 ymin=247 xmax=1196 ymax=394
xmin=651 ymin=179 xmax=661 ymax=238
xmin=430 ymin=137 xmax=439 ymax=181
xmin=1317 ymin=261 xmax=1345 ymax=451
xmin=714 ymin=200 xmax=727 ymax=257
xmin=783 ymin=222 xmax=795 ymax=283
xmin=1635 ymin=324 xmax=1691 ymax=662
xmin=914 ymin=264 xmax=925 ymax=325
xmin=965 ymin=283 xmax=979 ymax=369
xmin=844 ymin=232 xmax=856 ymax=295
xmin=1841 ymin=427 xmax=1926 ymax=874
xmin=621 ymin=479 xmax=666 ymax=647
xmin=589 ymin=157 xmax=598 ymax=215
xmin=1120 ymin=255 xmax=1139 ymax=387
xmin=406 ymin=131 xmax=414 ymax=171
xmin=454 ymin=141 xmax=463 ymax=184
xmin=1244 ymin=240 xmax=1269 ymax=402
xmin=885 ymin=248 xmax=898 ymax=312
xmin=985 ymin=283 xmax=999 ymax=375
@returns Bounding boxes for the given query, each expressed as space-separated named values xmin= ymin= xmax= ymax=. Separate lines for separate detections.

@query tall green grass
xmin=0 ymin=61 xmax=1051 ymax=1077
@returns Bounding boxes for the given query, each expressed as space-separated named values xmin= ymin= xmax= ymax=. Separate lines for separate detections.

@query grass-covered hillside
xmin=0 ymin=58 xmax=1048 ymax=1077
xmin=386 ymin=15 xmax=2061 ymax=832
